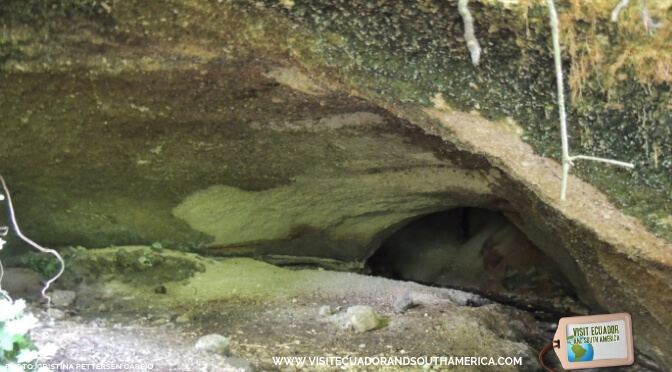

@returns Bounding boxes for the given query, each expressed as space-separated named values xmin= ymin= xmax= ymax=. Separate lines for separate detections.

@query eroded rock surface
xmin=368 ymin=208 xmax=582 ymax=315
xmin=0 ymin=1 xmax=670 ymax=370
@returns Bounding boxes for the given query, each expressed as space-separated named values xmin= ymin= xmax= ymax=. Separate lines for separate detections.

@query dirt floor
xmin=10 ymin=247 xmax=651 ymax=372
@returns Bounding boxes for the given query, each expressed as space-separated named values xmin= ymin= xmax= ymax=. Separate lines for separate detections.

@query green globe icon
xmin=566 ymin=335 xmax=594 ymax=362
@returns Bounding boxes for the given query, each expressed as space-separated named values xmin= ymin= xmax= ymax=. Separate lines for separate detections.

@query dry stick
xmin=458 ymin=0 xmax=481 ymax=66
xmin=0 ymin=175 xmax=64 ymax=305
xmin=546 ymin=0 xmax=634 ymax=200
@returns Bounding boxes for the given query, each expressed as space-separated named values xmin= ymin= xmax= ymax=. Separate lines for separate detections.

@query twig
xmin=546 ymin=0 xmax=634 ymax=200
xmin=458 ymin=0 xmax=481 ymax=66
xmin=0 ymin=175 xmax=65 ymax=305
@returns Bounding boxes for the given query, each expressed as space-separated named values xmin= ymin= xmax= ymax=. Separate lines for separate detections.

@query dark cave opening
xmin=366 ymin=207 xmax=583 ymax=317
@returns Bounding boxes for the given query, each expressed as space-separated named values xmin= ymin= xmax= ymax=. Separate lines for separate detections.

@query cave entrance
xmin=367 ymin=207 xmax=581 ymax=314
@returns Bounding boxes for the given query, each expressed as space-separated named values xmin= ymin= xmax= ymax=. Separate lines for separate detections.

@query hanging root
xmin=458 ymin=0 xmax=481 ymax=66
xmin=611 ymin=0 xmax=661 ymax=35
xmin=611 ymin=0 xmax=630 ymax=22
xmin=546 ymin=0 xmax=634 ymax=200
xmin=0 ymin=175 xmax=65 ymax=306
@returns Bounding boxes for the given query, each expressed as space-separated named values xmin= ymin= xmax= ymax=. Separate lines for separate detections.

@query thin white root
xmin=611 ymin=0 xmax=630 ymax=22
xmin=0 ymin=175 xmax=65 ymax=306
xmin=458 ymin=0 xmax=481 ymax=66
xmin=612 ymin=0 xmax=660 ymax=35
xmin=546 ymin=0 xmax=634 ymax=200
xmin=569 ymin=155 xmax=634 ymax=169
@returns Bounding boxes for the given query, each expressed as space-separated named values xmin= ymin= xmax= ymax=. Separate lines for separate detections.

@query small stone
xmin=89 ymin=318 xmax=106 ymax=327
xmin=51 ymin=290 xmax=77 ymax=307
xmin=318 ymin=305 xmax=332 ymax=316
xmin=176 ymin=313 xmax=191 ymax=323
xmin=225 ymin=357 xmax=255 ymax=372
xmin=150 ymin=242 xmax=164 ymax=252
xmin=151 ymin=318 xmax=168 ymax=326
xmin=195 ymin=334 xmax=231 ymax=356
xmin=47 ymin=308 xmax=66 ymax=320
xmin=346 ymin=305 xmax=387 ymax=333
xmin=393 ymin=293 xmax=416 ymax=312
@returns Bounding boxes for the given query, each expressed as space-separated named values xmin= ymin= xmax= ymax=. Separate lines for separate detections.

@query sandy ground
xmin=10 ymin=247 xmax=651 ymax=372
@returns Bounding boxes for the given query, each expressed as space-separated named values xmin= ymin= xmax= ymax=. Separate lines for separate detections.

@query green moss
xmin=19 ymin=252 xmax=63 ymax=279
xmin=0 ymin=0 xmax=114 ymax=20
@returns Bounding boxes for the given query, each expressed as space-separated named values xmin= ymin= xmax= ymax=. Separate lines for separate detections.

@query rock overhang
xmin=0 ymin=0 xmax=671 ymax=369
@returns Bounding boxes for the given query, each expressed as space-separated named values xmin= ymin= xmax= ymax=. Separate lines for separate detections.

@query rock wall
xmin=0 ymin=1 xmax=671 ymax=369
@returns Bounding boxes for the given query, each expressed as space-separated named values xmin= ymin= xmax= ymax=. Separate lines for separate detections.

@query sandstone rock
xmin=1 ymin=1 xmax=670 ymax=369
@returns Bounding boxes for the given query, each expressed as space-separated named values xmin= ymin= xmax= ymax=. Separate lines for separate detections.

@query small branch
xmin=611 ymin=0 xmax=630 ymax=22
xmin=458 ymin=0 xmax=481 ymax=66
xmin=0 ymin=175 xmax=65 ymax=306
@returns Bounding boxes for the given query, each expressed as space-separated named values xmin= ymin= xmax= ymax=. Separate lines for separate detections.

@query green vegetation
xmin=19 ymin=253 xmax=63 ymax=280
xmin=0 ymin=299 xmax=51 ymax=372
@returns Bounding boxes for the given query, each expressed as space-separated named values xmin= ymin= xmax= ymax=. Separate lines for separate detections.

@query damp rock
xmin=346 ymin=305 xmax=387 ymax=332
xmin=195 ymin=334 xmax=231 ymax=356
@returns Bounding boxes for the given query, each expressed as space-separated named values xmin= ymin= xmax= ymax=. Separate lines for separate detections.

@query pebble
xmin=47 ymin=308 xmax=66 ymax=320
xmin=393 ymin=293 xmax=415 ymax=312
xmin=225 ymin=357 xmax=255 ymax=372
xmin=195 ymin=334 xmax=231 ymax=356
xmin=176 ymin=313 xmax=191 ymax=323
xmin=346 ymin=305 xmax=386 ymax=333
xmin=51 ymin=290 xmax=77 ymax=307
xmin=318 ymin=305 xmax=332 ymax=316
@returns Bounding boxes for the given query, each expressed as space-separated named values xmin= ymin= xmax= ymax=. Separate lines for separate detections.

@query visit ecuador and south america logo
xmin=566 ymin=324 xmax=622 ymax=362
xmin=550 ymin=313 xmax=634 ymax=370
